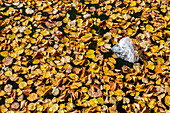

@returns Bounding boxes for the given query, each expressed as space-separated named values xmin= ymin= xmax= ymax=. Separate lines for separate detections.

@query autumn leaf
xmin=14 ymin=47 xmax=24 ymax=55
xmin=146 ymin=24 xmax=154 ymax=32
xmin=146 ymin=61 xmax=155 ymax=70
xmin=19 ymin=82 xmax=27 ymax=89
xmin=81 ymin=33 xmax=93 ymax=42
xmin=0 ymin=51 xmax=8 ymax=57
xmin=165 ymin=95 xmax=170 ymax=107
xmin=5 ymin=71 xmax=12 ymax=77
xmin=24 ymin=29 xmax=32 ymax=35
xmin=86 ymin=49 xmax=95 ymax=59
xmin=89 ymin=98 xmax=98 ymax=107
xmin=49 ymin=104 xmax=59 ymax=112
xmin=28 ymin=103 xmax=36 ymax=111
xmin=27 ymin=93 xmax=39 ymax=101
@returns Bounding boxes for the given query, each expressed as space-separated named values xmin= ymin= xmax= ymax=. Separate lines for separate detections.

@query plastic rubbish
xmin=111 ymin=37 xmax=139 ymax=63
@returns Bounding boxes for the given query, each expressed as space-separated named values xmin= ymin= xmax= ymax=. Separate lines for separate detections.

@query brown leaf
xmin=4 ymin=84 xmax=13 ymax=93
xmin=11 ymin=102 xmax=19 ymax=109
xmin=27 ymin=93 xmax=39 ymax=101
xmin=33 ymin=51 xmax=43 ymax=59
xmin=88 ymin=85 xmax=102 ymax=97
xmin=99 ymin=20 xmax=106 ymax=26
xmin=22 ymin=88 xmax=32 ymax=96
xmin=4 ymin=57 xmax=13 ymax=65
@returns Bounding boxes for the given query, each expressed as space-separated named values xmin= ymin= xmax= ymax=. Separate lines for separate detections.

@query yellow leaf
xmin=156 ymin=79 xmax=161 ymax=85
xmin=21 ymin=67 xmax=29 ymax=74
xmin=89 ymin=98 xmax=98 ymax=107
xmin=19 ymin=82 xmax=27 ymax=89
xmin=28 ymin=103 xmax=36 ymax=111
xmin=155 ymin=65 xmax=163 ymax=74
xmin=148 ymin=99 xmax=156 ymax=109
xmin=33 ymin=59 xmax=40 ymax=64
xmin=49 ymin=104 xmax=59 ymax=112
xmin=86 ymin=49 xmax=95 ymax=59
xmin=24 ymin=29 xmax=32 ymax=35
xmin=5 ymin=71 xmax=12 ymax=77
xmin=147 ymin=61 xmax=155 ymax=70
xmin=165 ymin=95 xmax=170 ymax=107
xmin=0 ymin=90 xmax=5 ymax=96
xmin=114 ymin=89 xmax=124 ymax=96
xmin=43 ymin=71 xmax=51 ymax=78
xmin=14 ymin=47 xmax=24 ymax=55
xmin=0 ymin=51 xmax=8 ymax=57
xmin=105 ymin=5 xmax=112 ymax=10
xmin=127 ymin=28 xmax=133 ymax=35
xmin=81 ymin=33 xmax=92 ymax=42
xmin=68 ymin=73 xmax=79 ymax=80
xmin=97 ymin=41 xmax=105 ymax=46
xmin=27 ymin=93 xmax=38 ymax=101
xmin=97 ymin=97 xmax=104 ymax=105
xmin=37 ymin=104 xmax=43 ymax=111
xmin=25 ymin=49 xmax=33 ymax=55
xmin=12 ymin=65 xmax=21 ymax=72
xmin=130 ymin=1 xmax=136 ymax=6
xmin=16 ymin=89 xmax=22 ymax=96
xmin=157 ymin=57 xmax=164 ymax=65
xmin=89 ymin=62 xmax=100 ymax=73
xmin=30 ymin=38 xmax=36 ymax=44
xmin=43 ymin=6 xmax=53 ymax=12
xmin=11 ymin=27 xmax=18 ymax=33
xmin=103 ymin=84 xmax=110 ymax=90
xmin=146 ymin=24 xmax=154 ymax=32
xmin=5 ymin=98 xmax=14 ymax=104
xmin=81 ymin=87 xmax=88 ymax=92
xmin=110 ymin=14 xmax=117 ymax=20
xmin=151 ymin=45 xmax=159 ymax=53
xmin=41 ymin=30 xmax=50 ymax=36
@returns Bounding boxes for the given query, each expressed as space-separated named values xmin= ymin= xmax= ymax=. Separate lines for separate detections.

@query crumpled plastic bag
xmin=111 ymin=37 xmax=139 ymax=63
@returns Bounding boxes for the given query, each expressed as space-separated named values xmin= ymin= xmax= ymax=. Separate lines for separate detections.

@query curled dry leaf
xmin=9 ymin=74 xmax=19 ymax=82
xmin=104 ymin=44 xmax=111 ymax=49
xmin=101 ymin=46 xmax=109 ymax=53
xmin=49 ymin=104 xmax=59 ymax=112
xmin=11 ymin=102 xmax=19 ymax=109
xmin=0 ymin=0 xmax=169 ymax=112
xmin=22 ymin=88 xmax=32 ymax=96
xmin=88 ymin=85 xmax=102 ymax=97
xmin=81 ymin=33 xmax=93 ymax=42
xmin=4 ymin=84 xmax=13 ymax=93
xmin=27 ymin=93 xmax=39 ymax=101
xmin=25 ymin=8 xmax=34 ymax=14
xmin=4 ymin=56 xmax=13 ymax=65
xmin=121 ymin=65 xmax=129 ymax=72
xmin=52 ymin=87 xmax=59 ymax=96
xmin=68 ymin=20 xmax=76 ymax=27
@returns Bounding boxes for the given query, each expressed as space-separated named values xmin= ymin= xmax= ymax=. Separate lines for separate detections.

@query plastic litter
xmin=111 ymin=37 xmax=139 ymax=63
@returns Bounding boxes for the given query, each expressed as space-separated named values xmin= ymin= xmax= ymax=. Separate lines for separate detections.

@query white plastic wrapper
xmin=111 ymin=37 xmax=139 ymax=63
